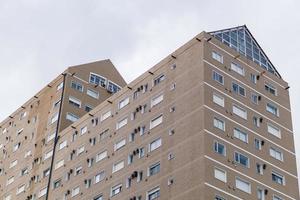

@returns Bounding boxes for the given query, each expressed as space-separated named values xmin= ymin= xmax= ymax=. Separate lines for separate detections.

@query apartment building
xmin=0 ymin=60 xmax=126 ymax=200
xmin=0 ymin=25 xmax=299 ymax=200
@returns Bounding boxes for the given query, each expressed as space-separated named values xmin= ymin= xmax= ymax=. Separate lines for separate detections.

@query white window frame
xmin=214 ymin=167 xmax=227 ymax=183
xmin=212 ymin=51 xmax=223 ymax=63
xmin=71 ymin=186 xmax=80 ymax=197
xmin=87 ymin=89 xmax=99 ymax=99
xmin=233 ymin=105 xmax=247 ymax=119
xmin=233 ymin=128 xmax=248 ymax=143
xmin=114 ymin=139 xmax=126 ymax=151
xmin=150 ymin=114 xmax=163 ymax=129
xmin=231 ymin=62 xmax=245 ymax=76
xmin=112 ymin=160 xmax=125 ymax=173
xmin=235 ymin=177 xmax=251 ymax=194
xmin=101 ymin=110 xmax=111 ymax=121
xmin=68 ymin=96 xmax=81 ymax=108
xmin=213 ymin=93 xmax=225 ymax=107
xmin=118 ymin=97 xmax=130 ymax=109
xmin=96 ymin=150 xmax=107 ymax=162
xmin=151 ymin=93 xmax=164 ymax=107
xmin=270 ymin=147 xmax=283 ymax=161
xmin=149 ymin=138 xmax=162 ymax=152
xmin=267 ymin=123 xmax=281 ymax=138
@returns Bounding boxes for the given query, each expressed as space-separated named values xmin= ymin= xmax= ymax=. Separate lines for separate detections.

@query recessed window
xmin=87 ymin=89 xmax=99 ymax=99
xmin=213 ymin=93 xmax=224 ymax=107
xmin=254 ymin=138 xmax=262 ymax=150
xmin=270 ymin=147 xmax=283 ymax=161
xmin=94 ymin=195 xmax=103 ymax=200
xmin=77 ymin=146 xmax=85 ymax=156
xmin=153 ymin=74 xmax=165 ymax=86
xmin=9 ymin=160 xmax=18 ymax=168
xmin=66 ymin=113 xmax=79 ymax=122
xmin=253 ymin=116 xmax=261 ymax=127
xmin=85 ymin=104 xmax=94 ymax=112
xmin=44 ymin=150 xmax=53 ymax=160
xmin=96 ymin=151 xmax=107 ymax=162
xmin=116 ymin=117 xmax=128 ymax=130
xmin=231 ymin=62 xmax=244 ymax=76
xmin=150 ymin=114 xmax=163 ymax=129
xmin=215 ymin=195 xmax=226 ymax=200
xmin=212 ymin=51 xmax=223 ymax=63
xmin=213 ymin=117 xmax=225 ymax=131
xmin=71 ymin=186 xmax=80 ymax=197
xmin=51 ymin=113 xmax=59 ymax=124
xmin=272 ymin=171 xmax=285 ymax=185
xmin=147 ymin=187 xmax=160 ymax=200
xmin=38 ymin=187 xmax=47 ymax=198
xmin=89 ymin=73 xmax=106 ymax=87
xmin=148 ymin=162 xmax=160 ymax=176
xmin=214 ymin=141 xmax=226 ymax=156
xmin=101 ymin=110 xmax=111 ymax=121
xmin=214 ymin=167 xmax=227 ymax=182
xmin=71 ymin=81 xmax=83 ymax=92
xmin=107 ymin=81 xmax=121 ymax=93
xmin=250 ymin=74 xmax=257 ymax=84
xmin=273 ymin=195 xmax=283 ymax=200
xmin=16 ymin=184 xmax=25 ymax=194
xmin=6 ymin=176 xmax=14 ymax=185
xmin=47 ymin=132 xmax=56 ymax=143
xmin=151 ymin=93 xmax=164 ymax=107
xmin=118 ymin=97 xmax=130 ymax=109
xmin=149 ymin=138 xmax=162 ymax=152
xmin=234 ymin=152 xmax=250 ymax=167
xmin=57 ymin=82 xmax=64 ymax=91
xmin=55 ymin=159 xmax=64 ymax=170
xmin=265 ymin=82 xmax=277 ymax=96
xmin=233 ymin=128 xmax=248 ymax=143
xmin=256 ymin=163 xmax=264 ymax=175
xmin=68 ymin=96 xmax=81 ymax=108
xmin=232 ymin=82 xmax=246 ymax=96
xmin=233 ymin=105 xmax=247 ymax=119
xmin=212 ymin=71 xmax=224 ymax=84
xmin=235 ymin=177 xmax=251 ymax=194
xmin=267 ymin=123 xmax=281 ymax=138
xmin=112 ymin=160 xmax=124 ymax=173
xmin=251 ymin=93 xmax=259 ymax=104
xmin=266 ymin=103 xmax=279 ymax=116
xmin=4 ymin=195 xmax=11 ymax=200
xmin=111 ymin=184 xmax=122 ymax=197
xmin=95 ymin=171 xmax=105 ymax=184
xmin=114 ymin=139 xmax=126 ymax=151
xmin=59 ymin=140 xmax=67 ymax=150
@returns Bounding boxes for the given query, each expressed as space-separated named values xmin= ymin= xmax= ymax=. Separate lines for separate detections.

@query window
xmin=59 ymin=140 xmax=67 ymax=150
xmin=107 ymin=81 xmax=121 ymax=93
xmin=71 ymin=81 xmax=83 ymax=92
xmin=44 ymin=150 xmax=53 ymax=160
xmin=101 ymin=110 xmax=111 ymax=121
xmin=148 ymin=162 xmax=160 ymax=176
xmin=114 ymin=139 xmax=126 ymax=151
xmin=149 ymin=138 xmax=162 ymax=152
xmin=71 ymin=186 xmax=80 ymax=197
xmin=119 ymin=97 xmax=130 ymax=109
xmin=53 ymin=99 xmax=61 ymax=108
xmin=68 ymin=96 xmax=81 ymax=108
xmin=87 ymin=89 xmax=99 ymax=99
xmin=213 ymin=93 xmax=225 ymax=107
xmin=256 ymin=163 xmax=264 ymax=175
xmin=51 ymin=113 xmax=59 ymax=124
xmin=94 ymin=195 xmax=103 ymax=200
xmin=270 ymin=147 xmax=283 ymax=161
xmin=150 ymin=114 xmax=163 ymax=129
xmin=77 ymin=146 xmax=85 ymax=156
xmin=9 ymin=160 xmax=17 ymax=168
xmin=213 ymin=71 xmax=224 ymax=84
xmin=257 ymin=188 xmax=265 ymax=200
xmin=95 ymin=171 xmax=105 ymax=184
xmin=151 ymin=93 xmax=164 ymax=107
xmin=153 ymin=74 xmax=165 ymax=86
xmin=21 ymin=167 xmax=29 ymax=176
xmin=231 ymin=62 xmax=244 ymax=76
xmin=99 ymin=129 xmax=109 ymax=140
xmin=232 ymin=82 xmax=246 ymax=96
xmin=266 ymin=103 xmax=279 ymax=116
xmin=13 ymin=143 xmax=20 ymax=152
xmin=116 ymin=117 xmax=128 ymax=130
xmin=38 ymin=187 xmax=47 ymax=198
xmin=215 ymin=195 xmax=226 ymax=200
xmin=234 ymin=152 xmax=249 ymax=167
xmin=267 ymin=124 xmax=281 ymax=138
xmin=20 ymin=112 xmax=27 ymax=120
xmin=66 ymin=113 xmax=79 ymax=122
xmin=47 ymin=132 xmax=56 ymax=142
xmin=112 ymin=160 xmax=124 ymax=173
xmin=212 ymin=51 xmax=223 ymax=63
xmin=251 ymin=93 xmax=259 ymax=104
xmin=213 ymin=117 xmax=225 ymax=131
xmin=6 ymin=176 xmax=14 ymax=185
xmin=53 ymin=179 xmax=61 ymax=189
xmin=233 ymin=105 xmax=247 ymax=119
xmin=273 ymin=195 xmax=283 ymax=200
xmin=250 ymin=74 xmax=257 ymax=84
xmin=272 ymin=171 xmax=285 ymax=185
xmin=214 ymin=141 xmax=226 ymax=156
xmin=96 ymin=151 xmax=107 ymax=162
xmin=139 ymin=147 xmax=145 ymax=158
xmin=147 ymin=187 xmax=160 ymax=200
xmin=57 ymin=82 xmax=63 ymax=90
xmin=111 ymin=184 xmax=122 ymax=197
xmin=265 ymin=82 xmax=277 ymax=96
xmin=214 ymin=167 xmax=227 ymax=182
xmin=89 ymin=73 xmax=106 ymax=86
xmin=55 ymin=159 xmax=64 ymax=170
xmin=254 ymin=138 xmax=262 ymax=150
xmin=80 ymin=126 xmax=87 ymax=135
xmin=85 ymin=105 xmax=93 ymax=112
xmin=233 ymin=128 xmax=248 ymax=143
xmin=236 ymin=177 xmax=251 ymax=194
xmin=4 ymin=195 xmax=11 ymax=200
xmin=17 ymin=184 xmax=25 ymax=194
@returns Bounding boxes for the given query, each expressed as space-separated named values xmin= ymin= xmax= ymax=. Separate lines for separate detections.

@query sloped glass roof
xmin=209 ymin=25 xmax=280 ymax=78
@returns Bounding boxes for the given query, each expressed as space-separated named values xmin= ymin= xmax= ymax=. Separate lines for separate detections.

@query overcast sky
xmin=1 ymin=0 xmax=300 ymax=189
